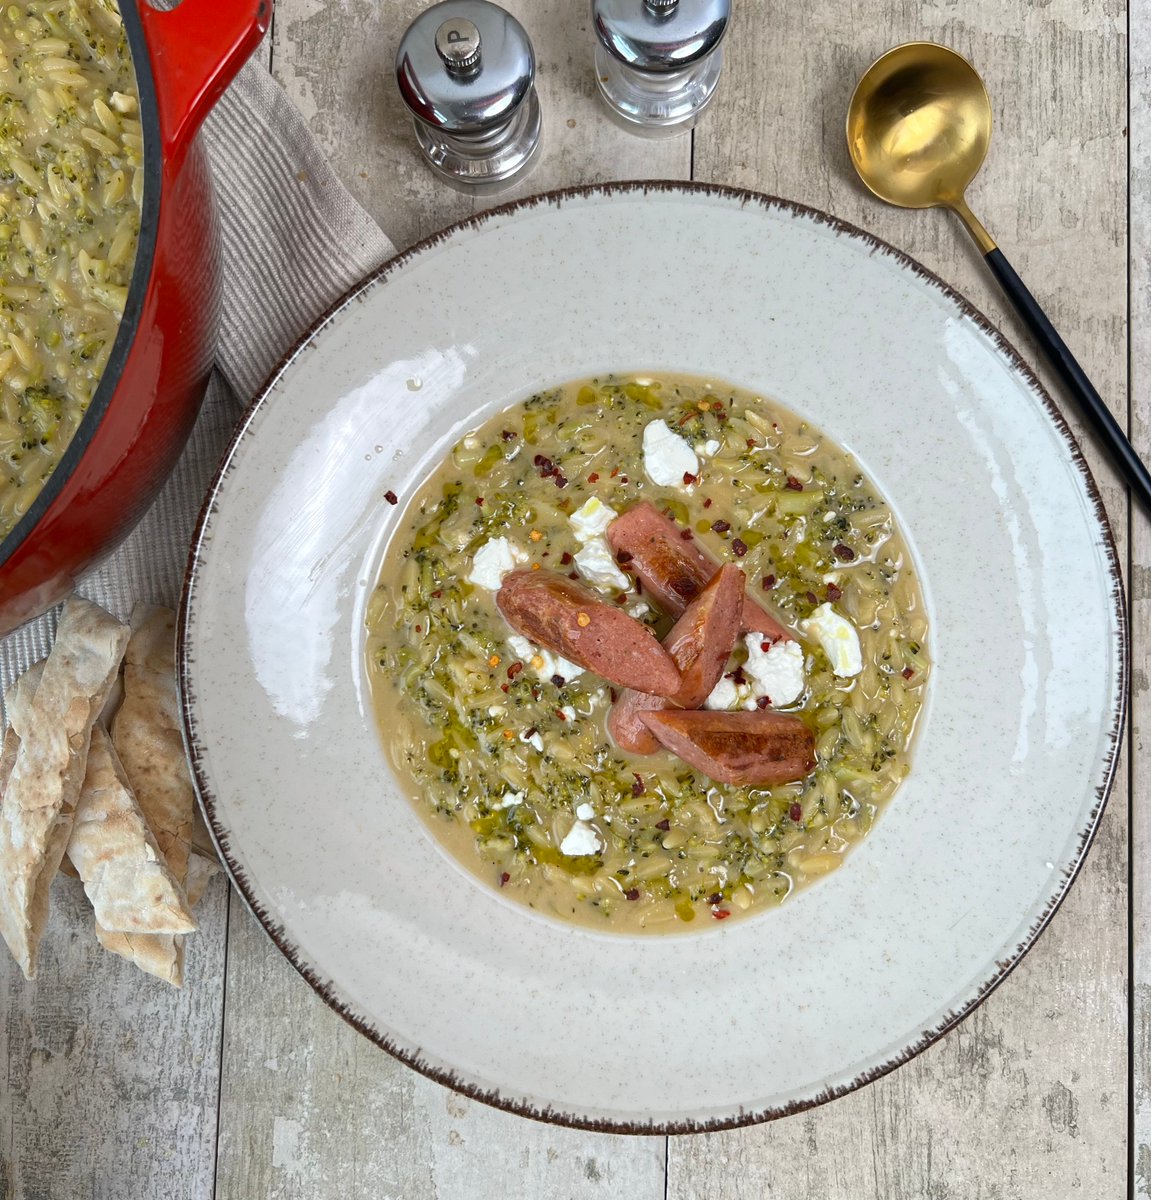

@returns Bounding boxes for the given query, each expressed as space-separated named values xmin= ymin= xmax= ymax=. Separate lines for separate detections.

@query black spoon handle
xmin=984 ymin=246 xmax=1151 ymax=513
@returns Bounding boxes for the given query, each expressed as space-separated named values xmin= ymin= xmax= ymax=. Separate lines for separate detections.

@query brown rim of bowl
xmin=177 ymin=180 xmax=1128 ymax=1135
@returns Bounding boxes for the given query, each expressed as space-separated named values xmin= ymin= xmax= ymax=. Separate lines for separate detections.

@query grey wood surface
xmin=0 ymin=0 xmax=1134 ymax=1197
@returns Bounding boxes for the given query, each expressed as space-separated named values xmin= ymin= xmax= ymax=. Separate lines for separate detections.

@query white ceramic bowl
xmin=180 ymin=184 xmax=1125 ymax=1132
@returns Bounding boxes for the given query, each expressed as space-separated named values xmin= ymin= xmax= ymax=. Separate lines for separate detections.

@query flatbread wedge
xmin=0 ymin=598 xmax=129 ymax=978
xmin=111 ymin=605 xmax=194 ymax=889
xmin=68 ymin=725 xmax=197 ymax=936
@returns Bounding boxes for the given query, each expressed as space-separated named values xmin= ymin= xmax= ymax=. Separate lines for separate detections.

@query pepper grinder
xmin=396 ymin=0 xmax=541 ymax=193
xmin=592 ymin=0 xmax=730 ymax=137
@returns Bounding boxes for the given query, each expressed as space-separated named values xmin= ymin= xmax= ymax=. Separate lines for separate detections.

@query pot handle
xmin=139 ymin=0 xmax=272 ymax=153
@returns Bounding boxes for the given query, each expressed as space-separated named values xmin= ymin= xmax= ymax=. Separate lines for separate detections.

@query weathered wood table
xmin=3 ymin=1 xmax=1141 ymax=1196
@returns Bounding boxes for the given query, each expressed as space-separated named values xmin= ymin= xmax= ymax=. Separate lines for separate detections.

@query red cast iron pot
xmin=0 ymin=0 xmax=270 ymax=637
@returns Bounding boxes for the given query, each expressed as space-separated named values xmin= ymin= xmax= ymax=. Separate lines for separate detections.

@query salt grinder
xmin=592 ymin=0 xmax=730 ymax=136
xmin=396 ymin=1 xmax=541 ymax=193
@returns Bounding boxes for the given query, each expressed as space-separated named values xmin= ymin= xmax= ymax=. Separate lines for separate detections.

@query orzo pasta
xmin=367 ymin=374 xmax=929 ymax=931
xmin=0 ymin=0 xmax=141 ymax=538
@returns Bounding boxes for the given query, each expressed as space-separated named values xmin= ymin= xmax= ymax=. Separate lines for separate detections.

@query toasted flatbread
xmin=111 ymin=605 xmax=193 ymax=889
xmin=67 ymin=725 xmax=196 ymax=935
xmin=94 ymin=924 xmax=183 ymax=986
xmin=0 ymin=600 xmax=129 ymax=978
xmin=185 ymin=849 xmax=220 ymax=907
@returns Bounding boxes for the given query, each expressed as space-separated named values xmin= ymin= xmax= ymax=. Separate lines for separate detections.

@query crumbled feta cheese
xmin=495 ymin=791 xmax=523 ymax=809
xmin=574 ymin=537 xmax=630 ymax=591
xmin=487 ymin=705 xmax=506 ymax=717
xmin=627 ymin=600 xmax=651 ymax=619
xmin=800 ymin=603 xmax=863 ymax=677
xmin=561 ymin=705 xmax=577 ymax=722
xmin=704 ymin=676 xmax=747 ymax=711
xmin=642 ymin=419 xmax=699 ymax=488
xmin=575 ymin=801 xmax=595 ymax=821
xmin=559 ymin=820 xmax=601 ymax=857
xmin=694 ymin=438 xmax=721 ymax=457
xmin=569 ymin=497 xmax=618 ymax=542
xmin=520 ymin=729 xmax=545 ymax=753
xmin=742 ymin=636 xmax=805 ymax=707
xmin=466 ymin=536 xmax=527 ymax=590
xmin=506 ymin=634 xmax=583 ymax=681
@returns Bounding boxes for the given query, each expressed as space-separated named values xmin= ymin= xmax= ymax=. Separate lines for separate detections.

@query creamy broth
xmin=0 ymin=0 xmax=142 ymax=538
xmin=367 ymin=375 xmax=929 ymax=932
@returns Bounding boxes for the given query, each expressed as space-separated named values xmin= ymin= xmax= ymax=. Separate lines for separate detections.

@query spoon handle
xmin=984 ymin=247 xmax=1151 ymax=512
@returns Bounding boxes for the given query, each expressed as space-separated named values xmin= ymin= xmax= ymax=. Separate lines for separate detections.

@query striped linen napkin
xmin=0 ymin=61 xmax=395 ymax=703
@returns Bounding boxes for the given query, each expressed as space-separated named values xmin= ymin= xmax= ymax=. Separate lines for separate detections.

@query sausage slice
xmin=496 ymin=570 xmax=680 ymax=696
xmin=639 ymin=709 xmax=815 ymax=786
xmin=608 ymin=565 xmax=745 ymax=753
xmin=607 ymin=502 xmax=790 ymax=641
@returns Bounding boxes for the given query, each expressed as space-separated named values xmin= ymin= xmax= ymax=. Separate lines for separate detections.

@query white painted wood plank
xmin=1130 ymin=0 xmax=1150 ymax=1192
xmin=674 ymin=0 xmax=1128 ymax=1195
xmin=213 ymin=902 xmax=666 ymax=1200
xmin=0 ymin=873 xmax=228 ymax=1199
xmin=269 ymin=0 xmax=689 ymax=252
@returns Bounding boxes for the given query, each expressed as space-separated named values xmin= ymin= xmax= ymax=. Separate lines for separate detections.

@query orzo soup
xmin=367 ymin=375 xmax=929 ymax=931
xmin=0 ymin=0 xmax=142 ymax=538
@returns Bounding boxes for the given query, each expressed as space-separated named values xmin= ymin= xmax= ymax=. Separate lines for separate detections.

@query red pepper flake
xmin=499 ymin=872 xmax=510 ymax=886
xmin=760 ymin=641 xmax=771 ymax=652
xmin=711 ymin=519 xmax=731 ymax=534
xmin=746 ymin=438 xmax=757 ymax=450
xmin=430 ymin=589 xmax=442 ymax=598
xmin=610 ymin=466 xmax=620 ymax=477
xmin=501 ymin=429 xmax=516 ymax=441
xmin=568 ymin=571 xmax=580 ymax=580
xmin=414 ymin=624 xmax=422 ymax=634
xmin=609 ymin=687 xmax=619 ymax=703
xmin=707 ymin=892 xmax=724 ymax=906
xmin=726 ymin=665 xmax=747 ymax=685
xmin=703 ymin=497 xmax=713 ymax=509
xmin=525 ymin=726 xmax=538 ymax=739
xmin=715 ymin=408 xmax=728 ymax=421
xmin=615 ymin=549 xmax=634 ymax=565
xmin=555 ymin=708 xmax=568 ymax=721
xmin=625 ymin=887 xmax=640 ymax=901
xmin=806 ymin=591 xmax=818 ymax=605
xmin=507 ymin=662 xmax=524 ymax=680
xmin=634 ymin=576 xmax=643 ymax=594
xmin=833 ymin=543 xmax=856 ymax=562
xmin=587 ymin=472 xmax=600 ymax=483
xmin=551 ymin=674 xmax=566 ymax=687
xmin=620 ymin=475 xmax=629 ymax=484
xmin=555 ymin=475 xmax=568 ymax=489
xmin=785 ymin=476 xmax=803 ymax=491
xmin=680 ymin=529 xmax=694 ymax=541
xmin=789 ymin=803 xmax=803 ymax=822
xmin=712 ymin=909 xmax=731 ymax=920
xmin=683 ymin=471 xmax=698 ymax=486
xmin=631 ymin=774 xmax=645 ymax=797
xmin=761 ymin=574 xmax=776 ymax=590
xmin=614 ymin=594 xmax=627 ymax=605
xmin=531 ymin=686 xmax=541 ymax=701
xmin=731 ymin=538 xmax=748 ymax=557
xmin=827 ymin=583 xmax=843 ymax=602
xmin=755 ymin=696 xmax=771 ymax=710
xmin=532 ymin=454 xmax=546 ymax=466
xmin=655 ymin=818 xmax=670 ymax=831
xmin=474 ymin=497 xmax=484 ymax=506
xmin=384 ymin=490 xmax=398 ymax=505
xmin=560 ymin=551 xmax=573 ymax=566
xmin=902 ymin=666 xmax=915 ymax=680
xmin=500 ymin=683 xmax=510 ymax=693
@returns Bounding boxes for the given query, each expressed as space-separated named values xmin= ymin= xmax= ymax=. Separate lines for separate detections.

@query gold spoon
xmin=847 ymin=42 xmax=1151 ymax=511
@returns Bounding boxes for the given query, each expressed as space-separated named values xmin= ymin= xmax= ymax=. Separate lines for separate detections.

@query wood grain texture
xmin=674 ymin=0 xmax=1129 ymax=1196
xmin=1132 ymin=0 xmax=1149 ymax=1193
xmin=270 ymin=0 xmax=689 ymax=251
xmin=0 ymin=873 xmax=228 ymax=1200
xmin=213 ymin=901 xmax=666 ymax=1200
